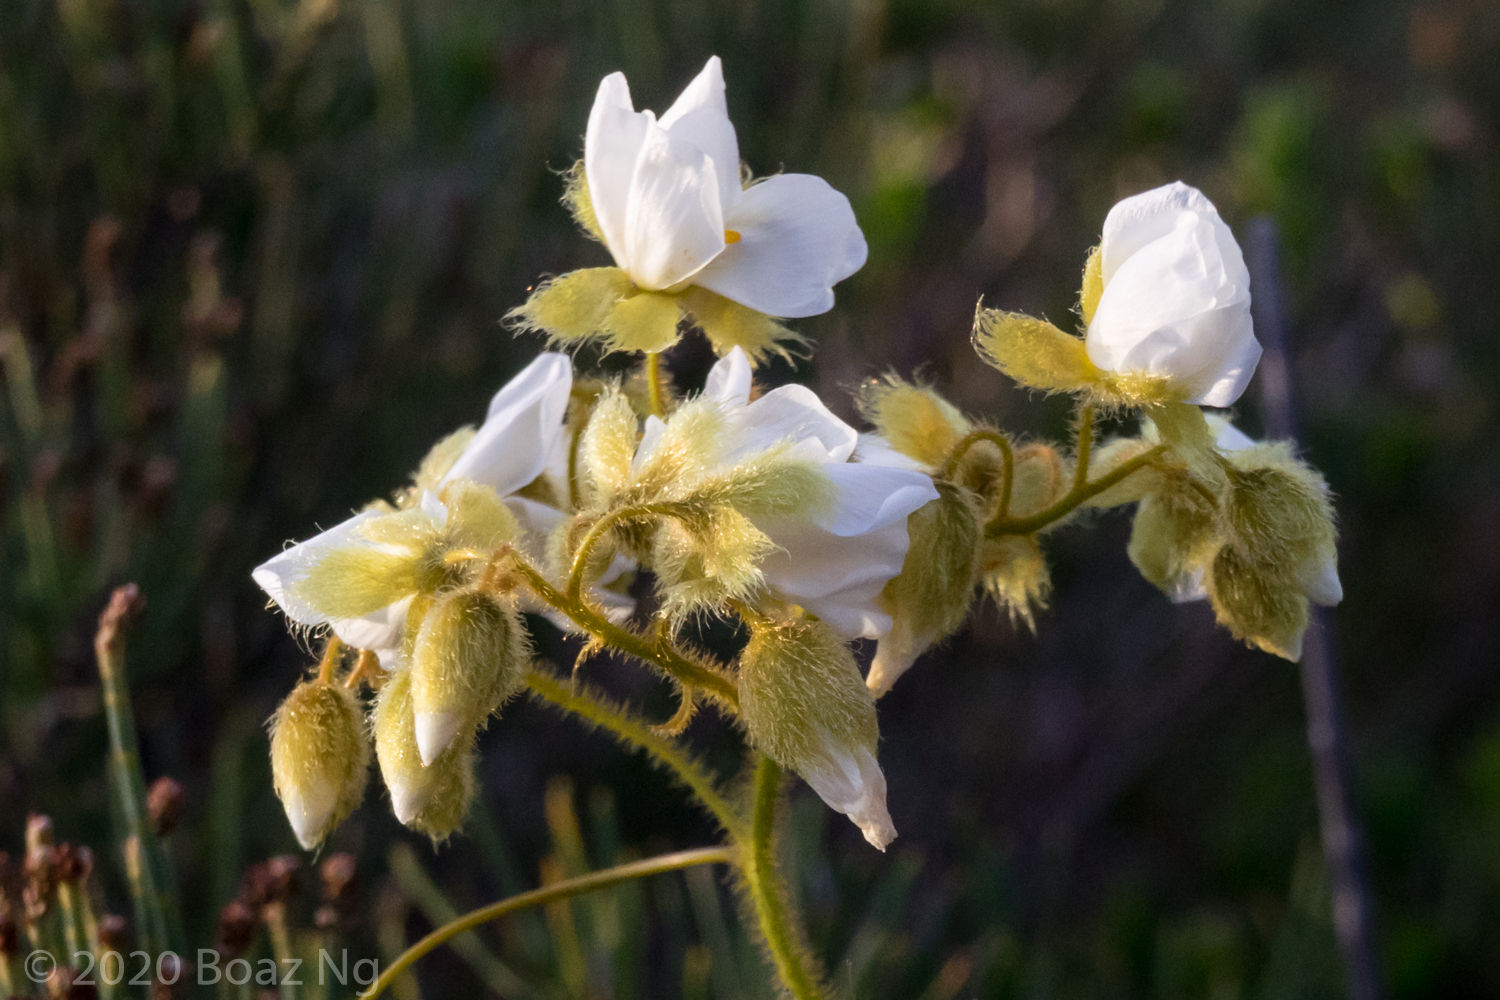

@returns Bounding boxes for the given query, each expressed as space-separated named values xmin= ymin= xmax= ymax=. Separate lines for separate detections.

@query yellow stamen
xmin=724 ymin=229 xmax=741 ymax=244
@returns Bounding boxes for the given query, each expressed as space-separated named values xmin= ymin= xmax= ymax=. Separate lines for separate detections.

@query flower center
xmin=723 ymin=229 xmax=741 ymax=244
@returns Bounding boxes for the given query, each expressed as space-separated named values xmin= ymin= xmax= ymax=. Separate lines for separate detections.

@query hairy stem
xmin=743 ymin=757 xmax=827 ymax=1000
xmin=942 ymin=429 xmax=1015 ymax=518
xmin=646 ymin=351 xmax=667 ymax=417
xmin=986 ymin=445 xmax=1167 ymax=537
xmin=525 ymin=670 xmax=747 ymax=839
xmin=566 ymin=502 xmax=680 ymax=605
xmin=363 ymin=847 xmax=735 ymax=1000
xmin=1073 ymin=403 xmax=1095 ymax=490
xmin=511 ymin=554 xmax=739 ymax=705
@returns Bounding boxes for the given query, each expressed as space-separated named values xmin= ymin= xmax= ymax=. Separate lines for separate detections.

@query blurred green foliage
xmin=3 ymin=0 xmax=1500 ymax=996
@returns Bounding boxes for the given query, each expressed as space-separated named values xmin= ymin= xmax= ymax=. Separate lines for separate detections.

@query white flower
xmin=695 ymin=347 xmax=939 ymax=638
xmin=253 ymin=354 xmax=632 ymax=669
xmin=1087 ymin=182 xmax=1262 ymax=407
xmin=586 ymin=56 xmax=867 ymax=317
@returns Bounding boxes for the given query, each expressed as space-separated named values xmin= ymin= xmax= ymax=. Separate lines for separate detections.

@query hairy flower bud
xmin=269 ymin=680 xmax=370 ymax=851
xmin=1128 ymin=492 xmax=1218 ymax=603
xmin=855 ymin=376 xmax=968 ymax=469
xmin=738 ymin=617 xmax=895 ymax=850
xmin=981 ymin=535 xmax=1052 ymax=628
xmin=373 ymin=669 xmax=477 ymax=841
xmin=867 ymin=484 xmax=980 ymax=696
xmin=410 ymin=588 xmax=529 ymax=765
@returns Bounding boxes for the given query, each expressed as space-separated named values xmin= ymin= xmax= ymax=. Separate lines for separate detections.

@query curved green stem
xmin=942 ymin=429 xmax=1015 ymax=518
xmin=525 ymin=670 xmax=747 ymax=840
xmin=510 ymin=554 xmax=739 ymax=705
xmin=362 ymin=847 xmax=734 ymax=999
xmin=986 ymin=444 xmax=1167 ymax=537
xmin=743 ymin=757 xmax=827 ymax=1000
xmin=566 ymin=502 xmax=680 ymax=605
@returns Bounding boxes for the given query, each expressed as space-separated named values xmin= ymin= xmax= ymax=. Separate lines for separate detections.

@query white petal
xmin=1205 ymin=413 xmax=1257 ymax=452
xmin=331 ymin=595 xmax=412 ymax=653
xmin=757 ymin=464 xmax=938 ymax=639
xmin=865 ymin=620 xmax=932 ymax=697
xmin=658 ymin=56 xmax=742 ymax=218
xmin=387 ymin=771 xmax=428 ymax=826
xmin=853 ymin=433 xmax=927 ymax=471
xmin=696 ymin=173 xmax=867 ymax=318
xmin=629 ymin=414 xmax=669 ymax=476
xmin=703 ymin=346 xmax=752 ymax=405
xmin=414 ymin=711 xmax=462 ymax=768
xmin=623 ymin=122 xmax=726 ymax=289
xmin=585 ymin=72 xmax=652 ymax=266
xmin=1191 ymin=318 xmax=1261 ymax=407
xmin=799 ymin=740 xmax=896 ymax=850
xmin=1099 ymin=181 xmax=1223 ymax=285
xmin=728 ymin=384 xmax=859 ymax=464
xmin=1167 ymin=566 xmax=1208 ymax=604
xmin=1303 ymin=557 xmax=1343 ymax=607
xmin=442 ymin=353 xmax=573 ymax=496
xmin=282 ymin=777 xmax=337 ymax=851
xmin=253 ymin=511 xmax=386 ymax=626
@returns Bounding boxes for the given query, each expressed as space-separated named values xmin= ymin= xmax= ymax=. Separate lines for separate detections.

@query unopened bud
xmin=738 ymin=617 xmax=895 ymax=850
xmin=269 ymin=680 xmax=370 ymax=851
xmin=373 ymin=669 xmax=477 ymax=841
xmin=1128 ymin=493 xmax=1217 ymax=603
xmin=868 ymin=484 xmax=979 ymax=696
xmin=855 ymin=376 xmax=968 ymax=469
xmin=980 ymin=535 xmax=1052 ymax=629
xmin=147 ymin=777 xmax=187 ymax=837
xmin=410 ymin=588 xmax=528 ymax=766
xmin=1209 ymin=544 xmax=1311 ymax=661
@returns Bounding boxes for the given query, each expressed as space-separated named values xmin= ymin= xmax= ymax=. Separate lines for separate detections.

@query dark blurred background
xmin=3 ymin=0 xmax=1499 ymax=996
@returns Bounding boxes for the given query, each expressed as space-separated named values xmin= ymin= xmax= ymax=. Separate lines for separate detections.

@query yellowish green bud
xmin=269 ymin=680 xmax=370 ymax=851
xmin=855 ymin=376 xmax=969 ymax=469
xmin=408 ymin=426 xmax=477 ymax=499
xmin=1081 ymin=437 xmax=1162 ymax=509
xmin=578 ymin=389 xmax=640 ymax=507
xmin=972 ymin=307 xmax=1099 ymax=394
xmin=867 ymin=484 xmax=980 ymax=697
xmin=1207 ymin=545 xmax=1310 ymax=661
xmin=373 ymin=669 xmax=477 ymax=841
xmin=738 ymin=617 xmax=895 ymax=850
xmin=1127 ymin=493 xmax=1218 ymax=601
xmin=679 ymin=286 xmax=808 ymax=365
xmin=410 ymin=587 xmax=529 ymax=765
xmin=1007 ymin=443 xmax=1069 ymax=520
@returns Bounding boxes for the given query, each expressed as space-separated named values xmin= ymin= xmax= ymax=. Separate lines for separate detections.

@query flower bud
xmin=147 ymin=777 xmax=187 ymax=838
xmin=410 ymin=588 xmax=529 ymax=765
xmin=1127 ymin=493 xmax=1218 ymax=603
xmin=373 ymin=669 xmax=477 ymax=841
xmin=867 ymin=484 xmax=980 ymax=696
xmin=855 ymin=376 xmax=968 ymax=469
xmin=269 ymin=680 xmax=370 ymax=851
xmin=737 ymin=617 xmax=895 ymax=850
xmin=1207 ymin=545 xmax=1310 ymax=661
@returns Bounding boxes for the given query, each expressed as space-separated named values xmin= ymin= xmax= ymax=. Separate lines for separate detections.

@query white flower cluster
xmin=254 ymin=55 xmax=1338 ymax=857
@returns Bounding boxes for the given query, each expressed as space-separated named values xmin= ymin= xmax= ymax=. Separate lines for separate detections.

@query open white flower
xmin=696 ymin=348 xmax=939 ymax=638
xmin=253 ymin=354 xmax=630 ymax=670
xmin=587 ymin=56 xmax=867 ymax=316
xmin=1086 ymin=182 xmax=1261 ymax=407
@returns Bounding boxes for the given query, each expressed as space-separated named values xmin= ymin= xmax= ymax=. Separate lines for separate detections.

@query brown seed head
xmin=147 ymin=777 xmax=187 ymax=837
xmin=98 ymin=913 xmax=130 ymax=951
xmin=216 ymin=900 xmax=257 ymax=957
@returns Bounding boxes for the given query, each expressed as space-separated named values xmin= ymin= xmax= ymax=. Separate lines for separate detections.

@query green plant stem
xmin=525 ymin=670 xmax=747 ymax=839
xmin=646 ymin=351 xmax=667 ymax=417
xmin=510 ymin=555 xmax=739 ymax=705
xmin=986 ymin=445 xmax=1167 ymax=537
xmin=264 ymin=904 xmax=299 ymax=1000
xmin=94 ymin=585 xmax=179 ymax=957
xmin=362 ymin=847 xmax=735 ymax=1000
xmin=1073 ymin=403 xmax=1095 ymax=490
xmin=744 ymin=757 xmax=827 ymax=1000
xmin=942 ymin=429 xmax=1015 ymax=517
